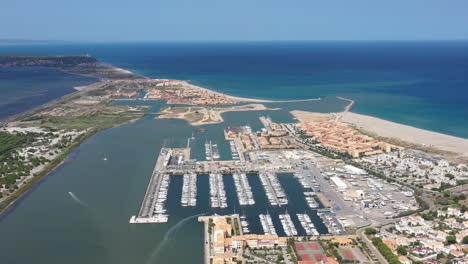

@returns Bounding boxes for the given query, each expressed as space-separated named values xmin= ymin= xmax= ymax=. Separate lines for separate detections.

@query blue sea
xmin=1 ymin=41 xmax=467 ymax=138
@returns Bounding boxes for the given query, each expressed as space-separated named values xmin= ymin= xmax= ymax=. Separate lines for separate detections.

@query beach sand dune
xmin=290 ymin=110 xmax=334 ymax=122
xmin=341 ymin=112 xmax=468 ymax=163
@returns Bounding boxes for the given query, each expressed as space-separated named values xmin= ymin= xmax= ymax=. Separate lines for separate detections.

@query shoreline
xmin=156 ymin=104 xmax=280 ymax=126
xmin=1 ymin=59 xmax=467 ymax=213
xmin=341 ymin=112 xmax=468 ymax=163
xmin=169 ymin=82 xmax=323 ymax=104
xmin=290 ymin=109 xmax=468 ymax=163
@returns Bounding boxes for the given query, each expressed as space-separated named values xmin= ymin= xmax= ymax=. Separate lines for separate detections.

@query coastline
xmin=0 ymin=61 xmax=145 ymax=213
xmin=1 ymin=57 xmax=467 ymax=214
xmin=290 ymin=109 xmax=468 ymax=163
xmin=157 ymin=104 xmax=280 ymax=126
xmin=341 ymin=112 xmax=468 ymax=163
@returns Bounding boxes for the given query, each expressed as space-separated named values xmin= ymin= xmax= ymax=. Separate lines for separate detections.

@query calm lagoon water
xmin=0 ymin=67 xmax=96 ymax=120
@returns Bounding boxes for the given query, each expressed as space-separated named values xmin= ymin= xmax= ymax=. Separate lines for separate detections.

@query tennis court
xmin=294 ymin=241 xmax=326 ymax=261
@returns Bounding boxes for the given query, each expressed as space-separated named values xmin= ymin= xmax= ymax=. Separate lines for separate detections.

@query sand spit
xmin=341 ymin=112 xmax=468 ymax=163
xmin=290 ymin=110 xmax=334 ymax=122
xmin=157 ymin=104 xmax=280 ymax=126
xmin=289 ymin=110 xmax=468 ymax=163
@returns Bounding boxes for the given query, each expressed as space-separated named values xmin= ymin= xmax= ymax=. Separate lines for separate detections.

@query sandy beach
xmin=341 ymin=112 xmax=468 ymax=162
xmin=290 ymin=110 xmax=334 ymax=122
xmin=289 ymin=110 xmax=468 ymax=162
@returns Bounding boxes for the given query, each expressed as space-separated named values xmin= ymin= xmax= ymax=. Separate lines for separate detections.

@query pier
xmin=259 ymin=214 xmax=276 ymax=235
xmin=209 ymin=173 xmax=227 ymax=208
xmin=181 ymin=172 xmax=197 ymax=206
xmin=232 ymin=172 xmax=255 ymax=205
xmin=131 ymin=147 xmax=191 ymax=224
xmin=297 ymin=214 xmax=320 ymax=236
xmin=259 ymin=171 xmax=288 ymax=206
xmin=279 ymin=213 xmax=298 ymax=236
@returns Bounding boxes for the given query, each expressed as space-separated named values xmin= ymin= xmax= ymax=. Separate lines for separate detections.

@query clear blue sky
xmin=2 ymin=0 xmax=468 ymax=42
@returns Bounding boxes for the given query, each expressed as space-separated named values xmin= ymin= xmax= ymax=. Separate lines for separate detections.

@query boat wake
xmin=146 ymin=212 xmax=207 ymax=264
xmin=68 ymin=192 xmax=88 ymax=207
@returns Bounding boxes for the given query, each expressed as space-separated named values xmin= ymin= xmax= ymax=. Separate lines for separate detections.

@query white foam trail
xmin=146 ymin=213 xmax=207 ymax=264
xmin=68 ymin=191 xmax=88 ymax=207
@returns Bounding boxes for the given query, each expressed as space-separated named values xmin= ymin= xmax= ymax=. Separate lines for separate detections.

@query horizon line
xmin=1 ymin=39 xmax=468 ymax=45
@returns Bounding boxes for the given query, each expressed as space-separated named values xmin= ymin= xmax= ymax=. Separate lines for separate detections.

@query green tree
xmin=365 ymin=228 xmax=377 ymax=235
xmin=397 ymin=246 xmax=407 ymax=255
xmin=463 ymin=236 xmax=468 ymax=244
xmin=446 ymin=235 xmax=456 ymax=245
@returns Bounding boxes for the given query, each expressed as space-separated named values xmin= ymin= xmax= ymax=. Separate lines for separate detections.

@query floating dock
xmin=232 ymin=172 xmax=255 ymax=205
xmin=297 ymin=214 xmax=319 ymax=236
xmin=130 ymin=148 xmax=191 ymax=224
xmin=279 ymin=214 xmax=298 ymax=236
xmin=181 ymin=172 xmax=197 ymax=207
xmin=259 ymin=172 xmax=288 ymax=206
xmin=209 ymin=173 xmax=227 ymax=208
xmin=259 ymin=214 xmax=276 ymax=235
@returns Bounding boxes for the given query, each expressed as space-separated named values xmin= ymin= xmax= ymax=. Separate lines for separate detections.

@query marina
xmin=318 ymin=212 xmax=345 ymax=235
xmin=240 ymin=215 xmax=250 ymax=234
xmin=232 ymin=172 xmax=255 ymax=205
xmin=297 ymin=213 xmax=320 ymax=236
xmin=278 ymin=213 xmax=298 ymax=236
xmin=205 ymin=141 xmax=220 ymax=161
xmin=304 ymin=193 xmax=320 ymax=209
xmin=259 ymin=172 xmax=288 ymax=206
xmin=205 ymin=142 xmax=211 ymax=160
xmin=259 ymin=214 xmax=276 ymax=235
xmin=209 ymin=173 xmax=228 ymax=208
xmin=294 ymin=172 xmax=315 ymax=189
xmin=229 ymin=140 xmax=240 ymax=160
xmin=212 ymin=143 xmax=220 ymax=160
xmin=181 ymin=172 xmax=197 ymax=206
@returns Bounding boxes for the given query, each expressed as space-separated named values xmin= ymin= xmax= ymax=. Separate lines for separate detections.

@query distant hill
xmin=0 ymin=54 xmax=97 ymax=67
xmin=0 ymin=39 xmax=69 ymax=46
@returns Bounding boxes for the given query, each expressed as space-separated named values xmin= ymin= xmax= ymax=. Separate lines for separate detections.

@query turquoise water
xmin=1 ymin=41 xmax=467 ymax=137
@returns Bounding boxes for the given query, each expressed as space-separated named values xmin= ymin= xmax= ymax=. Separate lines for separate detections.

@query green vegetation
xmin=463 ymin=236 xmax=468 ymax=244
xmin=26 ymin=114 xmax=141 ymax=130
xmin=0 ymin=131 xmax=51 ymax=188
xmin=0 ymin=128 xmax=99 ymax=211
xmin=233 ymin=217 xmax=240 ymax=236
xmin=396 ymin=246 xmax=407 ymax=255
xmin=435 ymin=191 xmax=467 ymax=207
xmin=0 ymin=54 xmax=97 ymax=67
xmin=309 ymin=146 xmax=353 ymax=160
xmin=365 ymin=228 xmax=377 ymax=235
xmin=445 ymin=235 xmax=457 ymax=245
xmin=287 ymin=238 xmax=301 ymax=262
xmin=0 ymin=132 xmax=26 ymax=154
xmin=208 ymin=218 xmax=215 ymax=234
xmin=372 ymin=237 xmax=402 ymax=264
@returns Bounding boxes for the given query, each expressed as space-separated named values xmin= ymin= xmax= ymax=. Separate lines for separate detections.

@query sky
xmin=2 ymin=0 xmax=468 ymax=42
